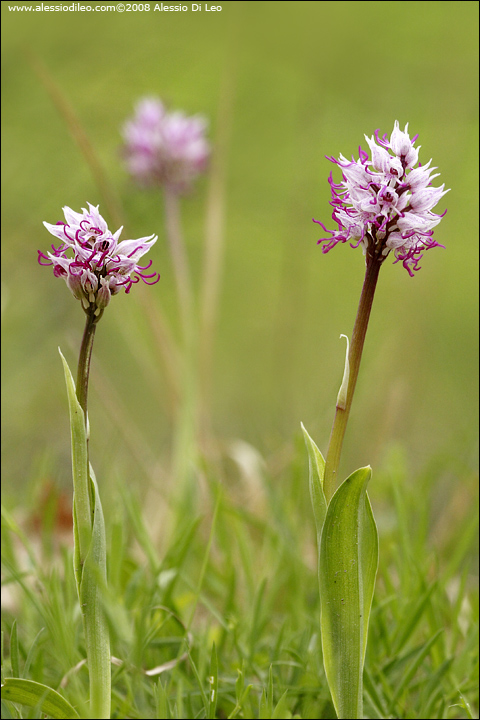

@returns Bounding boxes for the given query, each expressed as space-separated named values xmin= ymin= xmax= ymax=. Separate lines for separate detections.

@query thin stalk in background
xmin=199 ymin=61 xmax=236 ymax=447
xmin=27 ymin=51 xmax=123 ymax=230
xmin=122 ymin=97 xmax=210 ymax=493
xmin=163 ymin=189 xmax=199 ymax=497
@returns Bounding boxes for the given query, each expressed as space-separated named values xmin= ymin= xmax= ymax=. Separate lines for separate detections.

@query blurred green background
xmin=1 ymin=1 xmax=478 ymax=506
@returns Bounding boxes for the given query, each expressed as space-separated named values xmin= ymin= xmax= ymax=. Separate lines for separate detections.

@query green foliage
xmin=1 ymin=443 xmax=478 ymax=719
xmin=2 ymin=0 xmax=478 ymax=493
xmin=303 ymin=422 xmax=379 ymax=718
xmin=1 ymin=678 xmax=80 ymax=719
xmin=319 ymin=467 xmax=378 ymax=719
xmin=1 ymin=4 xmax=478 ymax=719
xmin=60 ymin=351 xmax=111 ymax=719
xmin=301 ymin=424 xmax=326 ymax=551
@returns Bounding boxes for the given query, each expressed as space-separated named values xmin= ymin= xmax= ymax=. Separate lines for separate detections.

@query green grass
xmin=2 ymin=1 xmax=479 ymax=489
xmin=2 ymin=439 xmax=478 ymax=719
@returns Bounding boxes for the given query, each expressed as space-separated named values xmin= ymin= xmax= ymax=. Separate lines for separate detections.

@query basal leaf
xmin=320 ymin=466 xmax=379 ymax=719
xmin=1 ymin=678 xmax=80 ymax=719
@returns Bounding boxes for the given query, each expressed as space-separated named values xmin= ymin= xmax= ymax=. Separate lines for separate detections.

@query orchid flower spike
xmin=314 ymin=121 xmax=449 ymax=276
xmin=122 ymin=96 xmax=210 ymax=194
xmin=39 ymin=203 xmax=160 ymax=320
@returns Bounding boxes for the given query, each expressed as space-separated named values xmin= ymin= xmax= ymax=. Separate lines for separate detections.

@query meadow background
xmin=1 ymin=2 xmax=478 ymax=718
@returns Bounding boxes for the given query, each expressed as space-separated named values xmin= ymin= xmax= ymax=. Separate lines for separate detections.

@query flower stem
xmin=76 ymin=309 xmax=97 ymax=517
xmin=74 ymin=310 xmax=111 ymax=719
xmin=323 ymin=254 xmax=382 ymax=504
xmin=76 ymin=309 xmax=97 ymax=420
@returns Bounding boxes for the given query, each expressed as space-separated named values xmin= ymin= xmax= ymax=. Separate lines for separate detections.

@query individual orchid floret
xmin=122 ymin=96 xmax=210 ymax=194
xmin=39 ymin=203 xmax=160 ymax=320
xmin=314 ymin=121 xmax=449 ymax=276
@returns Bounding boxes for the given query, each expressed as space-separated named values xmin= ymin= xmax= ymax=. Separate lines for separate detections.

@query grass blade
xmin=9 ymin=622 xmax=19 ymax=679
xmin=27 ymin=52 xmax=122 ymax=228
xmin=207 ymin=643 xmax=218 ymax=719
xmin=390 ymin=628 xmax=443 ymax=708
xmin=391 ymin=581 xmax=437 ymax=655
xmin=155 ymin=678 xmax=172 ymax=720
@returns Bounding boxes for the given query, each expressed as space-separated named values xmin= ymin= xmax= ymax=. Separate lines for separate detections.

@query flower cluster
xmin=122 ymin=97 xmax=210 ymax=194
xmin=39 ymin=203 xmax=159 ymax=318
xmin=314 ymin=121 xmax=449 ymax=275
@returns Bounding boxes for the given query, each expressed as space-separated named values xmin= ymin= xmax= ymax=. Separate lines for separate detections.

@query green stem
xmin=323 ymin=254 xmax=382 ymax=504
xmin=76 ymin=310 xmax=97 ymax=420
xmin=76 ymin=310 xmax=96 ymax=517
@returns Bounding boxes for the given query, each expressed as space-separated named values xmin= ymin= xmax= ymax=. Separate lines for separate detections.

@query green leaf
xmin=1 ymin=678 xmax=80 ymax=719
xmin=363 ymin=667 xmax=389 ymax=718
xmin=59 ymin=350 xmax=110 ymax=718
xmin=390 ymin=629 xmax=443 ymax=708
xmin=320 ymin=466 xmax=379 ymax=719
xmin=421 ymin=657 xmax=454 ymax=718
xmin=185 ymin=645 xmax=209 ymax=715
xmin=391 ymin=581 xmax=437 ymax=654
xmin=267 ymin=665 xmax=274 ymax=716
xmin=301 ymin=423 xmax=327 ymax=548
xmin=23 ymin=628 xmax=45 ymax=680
xmin=228 ymin=663 xmax=252 ymax=719
xmin=9 ymin=622 xmax=19 ymax=679
xmin=207 ymin=643 xmax=218 ymax=719
xmin=80 ymin=464 xmax=111 ymax=719
xmin=59 ymin=349 xmax=91 ymax=570
xmin=272 ymin=689 xmax=290 ymax=719
xmin=452 ymin=692 xmax=475 ymax=720
xmin=155 ymin=678 xmax=171 ymax=720
xmin=259 ymin=688 xmax=269 ymax=719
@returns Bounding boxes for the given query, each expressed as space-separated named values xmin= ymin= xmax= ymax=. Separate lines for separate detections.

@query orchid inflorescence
xmin=122 ymin=97 xmax=210 ymax=194
xmin=315 ymin=121 xmax=449 ymax=276
xmin=39 ymin=203 xmax=160 ymax=320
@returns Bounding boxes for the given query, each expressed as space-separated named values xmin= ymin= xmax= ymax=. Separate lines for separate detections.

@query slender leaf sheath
xmin=301 ymin=423 xmax=327 ymax=553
